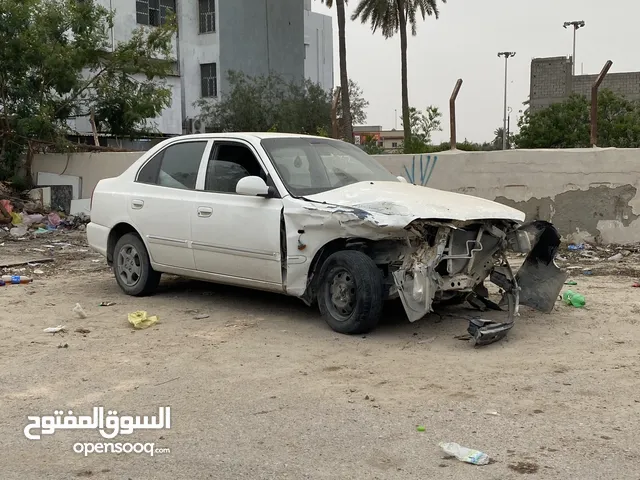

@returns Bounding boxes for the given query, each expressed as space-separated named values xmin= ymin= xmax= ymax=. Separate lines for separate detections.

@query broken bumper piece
xmin=467 ymin=318 xmax=514 ymax=347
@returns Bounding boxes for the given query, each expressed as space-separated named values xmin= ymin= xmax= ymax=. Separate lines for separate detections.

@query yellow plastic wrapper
xmin=10 ymin=212 xmax=22 ymax=225
xmin=128 ymin=311 xmax=159 ymax=329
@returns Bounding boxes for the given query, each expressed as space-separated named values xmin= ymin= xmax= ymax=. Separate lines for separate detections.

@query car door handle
xmin=197 ymin=207 xmax=213 ymax=218
xmin=131 ymin=199 xmax=144 ymax=209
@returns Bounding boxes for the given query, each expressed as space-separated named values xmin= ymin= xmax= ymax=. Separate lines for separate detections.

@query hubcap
xmin=327 ymin=269 xmax=356 ymax=320
xmin=117 ymin=244 xmax=142 ymax=287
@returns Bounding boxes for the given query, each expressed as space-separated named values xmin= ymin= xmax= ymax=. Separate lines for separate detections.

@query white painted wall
xmin=177 ymin=0 xmax=220 ymax=122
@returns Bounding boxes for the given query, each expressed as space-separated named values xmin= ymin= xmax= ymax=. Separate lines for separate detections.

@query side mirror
xmin=236 ymin=176 xmax=270 ymax=197
xmin=397 ymin=176 xmax=408 ymax=183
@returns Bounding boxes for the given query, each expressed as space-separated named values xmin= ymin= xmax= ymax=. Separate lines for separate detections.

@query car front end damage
xmin=387 ymin=219 xmax=567 ymax=346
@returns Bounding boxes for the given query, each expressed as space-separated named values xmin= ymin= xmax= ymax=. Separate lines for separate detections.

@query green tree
xmin=361 ymin=134 xmax=385 ymax=154
xmin=492 ymin=127 xmax=515 ymax=150
xmin=320 ymin=0 xmax=354 ymax=142
xmin=516 ymin=90 xmax=640 ymax=149
xmin=198 ymin=72 xmax=369 ymax=136
xmin=401 ymin=105 xmax=442 ymax=153
xmin=198 ymin=71 xmax=332 ymax=134
xmin=352 ymin=0 xmax=445 ymax=151
xmin=0 ymin=0 xmax=176 ymax=182
xmin=337 ymin=79 xmax=369 ymax=126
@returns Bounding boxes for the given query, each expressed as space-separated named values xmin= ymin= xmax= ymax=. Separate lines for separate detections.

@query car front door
xmin=190 ymin=139 xmax=284 ymax=290
xmin=129 ymin=139 xmax=211 ymax=270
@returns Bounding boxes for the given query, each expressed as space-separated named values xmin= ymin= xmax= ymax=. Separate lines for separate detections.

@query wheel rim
xmin=116 ymin=244 xmax=142 ymax=287
xmin=326 ymin=268 xmax=356 ymax=321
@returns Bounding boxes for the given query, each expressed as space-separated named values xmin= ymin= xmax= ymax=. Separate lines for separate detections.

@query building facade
xmin=529 ymin=56 xmax=640 ymax=113
xmin=69 ymin=0 xmax=333 ymax=138
xmin=353 ymin=126 xmax=405 ymax=152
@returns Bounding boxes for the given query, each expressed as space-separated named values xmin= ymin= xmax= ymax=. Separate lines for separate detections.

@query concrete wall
xmin=218 ymin=0 xmax=305 ymax=95
xmin=31 ymin=148 xmax=640 ymax=244
xmin=375 ymin=149 xmax=640 ymax=244
xmin=530 ymin=56 xmax=640 ymax=113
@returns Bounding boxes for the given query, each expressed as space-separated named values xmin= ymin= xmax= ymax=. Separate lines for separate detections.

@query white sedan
xmin=88 ymin=133 xmax=566 ymax=345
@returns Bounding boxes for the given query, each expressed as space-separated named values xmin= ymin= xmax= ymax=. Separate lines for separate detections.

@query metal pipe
xmin=449 ymin=79 xmax=463 ymax=149
xmin=590 ymin=60 xmax=613 ymax=147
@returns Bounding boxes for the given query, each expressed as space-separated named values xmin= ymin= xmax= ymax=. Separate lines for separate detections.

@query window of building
xmin=137 ymin=141 xmax=208 ymax=190
xmin=136 ymin=0 xmax=175 ymax=27
xmin=199 ymin=0 xmax=216 ymax=33
xmin=392 ymin=142 xmax=398 ymax=148
xmin=201 ymin=63 xmax=217 ymax=98
xmin=205 ymin=143 xmax=266 ymax=193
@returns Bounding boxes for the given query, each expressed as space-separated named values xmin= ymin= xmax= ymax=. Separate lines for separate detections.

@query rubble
xmin=0 ymin=193 xmax=89 ymax=239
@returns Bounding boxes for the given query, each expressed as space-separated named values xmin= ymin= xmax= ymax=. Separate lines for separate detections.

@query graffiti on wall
xmin=403 ymin=155 xmax=438 ymax=186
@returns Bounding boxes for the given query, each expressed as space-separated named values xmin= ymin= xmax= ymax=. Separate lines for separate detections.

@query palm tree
xmin=320 ymin=0 xmax=354 ymax=143
xmin=352 ymin=0 xmax=444 ymax=148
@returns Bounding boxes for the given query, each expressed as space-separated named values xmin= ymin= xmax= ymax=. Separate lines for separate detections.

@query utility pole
xmin=497 ymin=52 xmax=516 ymax=150
xmin=563 ymin=20 xmax=586 ymax=75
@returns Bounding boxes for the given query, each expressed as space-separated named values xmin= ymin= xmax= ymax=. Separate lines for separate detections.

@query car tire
xmin=317 ymin=250 xmax=384 ymax=335
xmin=113 ymin=233 xmax=161 ymax=296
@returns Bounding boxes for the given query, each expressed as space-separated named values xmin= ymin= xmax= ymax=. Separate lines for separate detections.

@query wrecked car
xmin=87 ymin=133 xmax=566 ymax=345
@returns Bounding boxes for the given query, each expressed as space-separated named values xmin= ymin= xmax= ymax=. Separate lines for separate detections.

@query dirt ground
xmin=1 ymin=231 xmax=640 ymax=479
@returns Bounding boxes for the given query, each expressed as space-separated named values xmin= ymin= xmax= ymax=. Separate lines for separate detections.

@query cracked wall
xmin=376 ymin=148 xmax=640 ymax=244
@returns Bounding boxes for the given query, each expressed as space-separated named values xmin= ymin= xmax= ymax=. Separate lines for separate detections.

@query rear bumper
xmin=86 ymin=222 xmax=110 ymax=258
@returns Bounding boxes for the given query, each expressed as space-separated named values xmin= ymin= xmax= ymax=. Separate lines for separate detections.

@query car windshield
xmin=260 ymin=137 xmax=399 ymax=196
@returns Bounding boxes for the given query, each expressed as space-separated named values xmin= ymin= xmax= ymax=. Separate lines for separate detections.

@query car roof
xmin=170 ymin=132 xmax=335 ymax=141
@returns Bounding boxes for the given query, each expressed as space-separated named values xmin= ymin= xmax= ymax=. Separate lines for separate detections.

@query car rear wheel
xmin=317 ymin=250 xmax=384 ymax=334
xmin=113 ymin=233 xmax=160 ymax=296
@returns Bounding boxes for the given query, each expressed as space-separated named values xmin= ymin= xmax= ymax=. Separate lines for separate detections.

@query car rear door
xmin=130 ymin=139 xmax=211 ymax=270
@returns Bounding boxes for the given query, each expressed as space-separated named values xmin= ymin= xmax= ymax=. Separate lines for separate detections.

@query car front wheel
xmin=317 ymin=250 xmax=384 ymax=334
xmin=113 ymin=233 xmax=161 ymax=296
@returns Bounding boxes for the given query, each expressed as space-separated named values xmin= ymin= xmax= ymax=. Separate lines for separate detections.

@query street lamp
xmin=563 ymin=20 xmax=586 ymax=75
xmin=497 ymin=52 xmax=516 ymax=150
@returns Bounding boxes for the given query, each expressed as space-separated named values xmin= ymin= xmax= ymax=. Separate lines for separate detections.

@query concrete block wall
xmin=571 ymin=72 xmax=640 ymax=100
xmin=530 ymin=56 xmax=640 ymax=112
xmin=32 ymin=148 xmax=640 ymax=244
xmin=530 ymin=57 xmax=572 ymax=112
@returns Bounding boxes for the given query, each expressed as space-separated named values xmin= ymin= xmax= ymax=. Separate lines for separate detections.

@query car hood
xmin=303 ymin=181 xmax=525 ymax=223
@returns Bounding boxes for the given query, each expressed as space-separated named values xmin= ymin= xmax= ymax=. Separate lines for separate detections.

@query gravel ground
xmin=1 ymin=232 xmax=639 ymax=479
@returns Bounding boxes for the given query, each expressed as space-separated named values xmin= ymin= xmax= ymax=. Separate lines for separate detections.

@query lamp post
xmin=497 ymin=52 xmax=516 ymax=150
xmin=563 ymin=21 xmax=586 ymax=75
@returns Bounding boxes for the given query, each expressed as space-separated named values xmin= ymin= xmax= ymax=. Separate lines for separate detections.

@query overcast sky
xmin=311 ymin=0 xmax=640 ymax=144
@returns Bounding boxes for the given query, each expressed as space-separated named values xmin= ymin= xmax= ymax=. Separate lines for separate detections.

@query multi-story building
xmin=68 ymin=0 xmax=333 ymax=140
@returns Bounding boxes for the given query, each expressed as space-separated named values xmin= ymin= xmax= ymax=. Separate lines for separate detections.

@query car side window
xmin=137 ymin=141 xmax=207 ymax=190
xmin=205 ymin=143 xmax=266 ymax=193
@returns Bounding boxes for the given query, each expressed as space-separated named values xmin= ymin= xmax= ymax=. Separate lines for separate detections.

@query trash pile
xmin=0 ymin=193 xmax=89 ymax=239
xmin=559 ymin=241 xmax=640 ymax=279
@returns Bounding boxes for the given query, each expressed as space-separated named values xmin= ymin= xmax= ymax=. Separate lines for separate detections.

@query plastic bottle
xmin=563 ymin=290 xmax=585 ymax=308
xmin=1 ymin=275 xmax=33 ymax=284
xmin=439 ymin=442 xmax=490 ymax=465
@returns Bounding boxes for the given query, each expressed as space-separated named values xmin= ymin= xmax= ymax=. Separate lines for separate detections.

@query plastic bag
xmin=439 ymin=442 xmax=490 ymax=466
xmin=128 ymin=311 xmax=159 ymax=329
